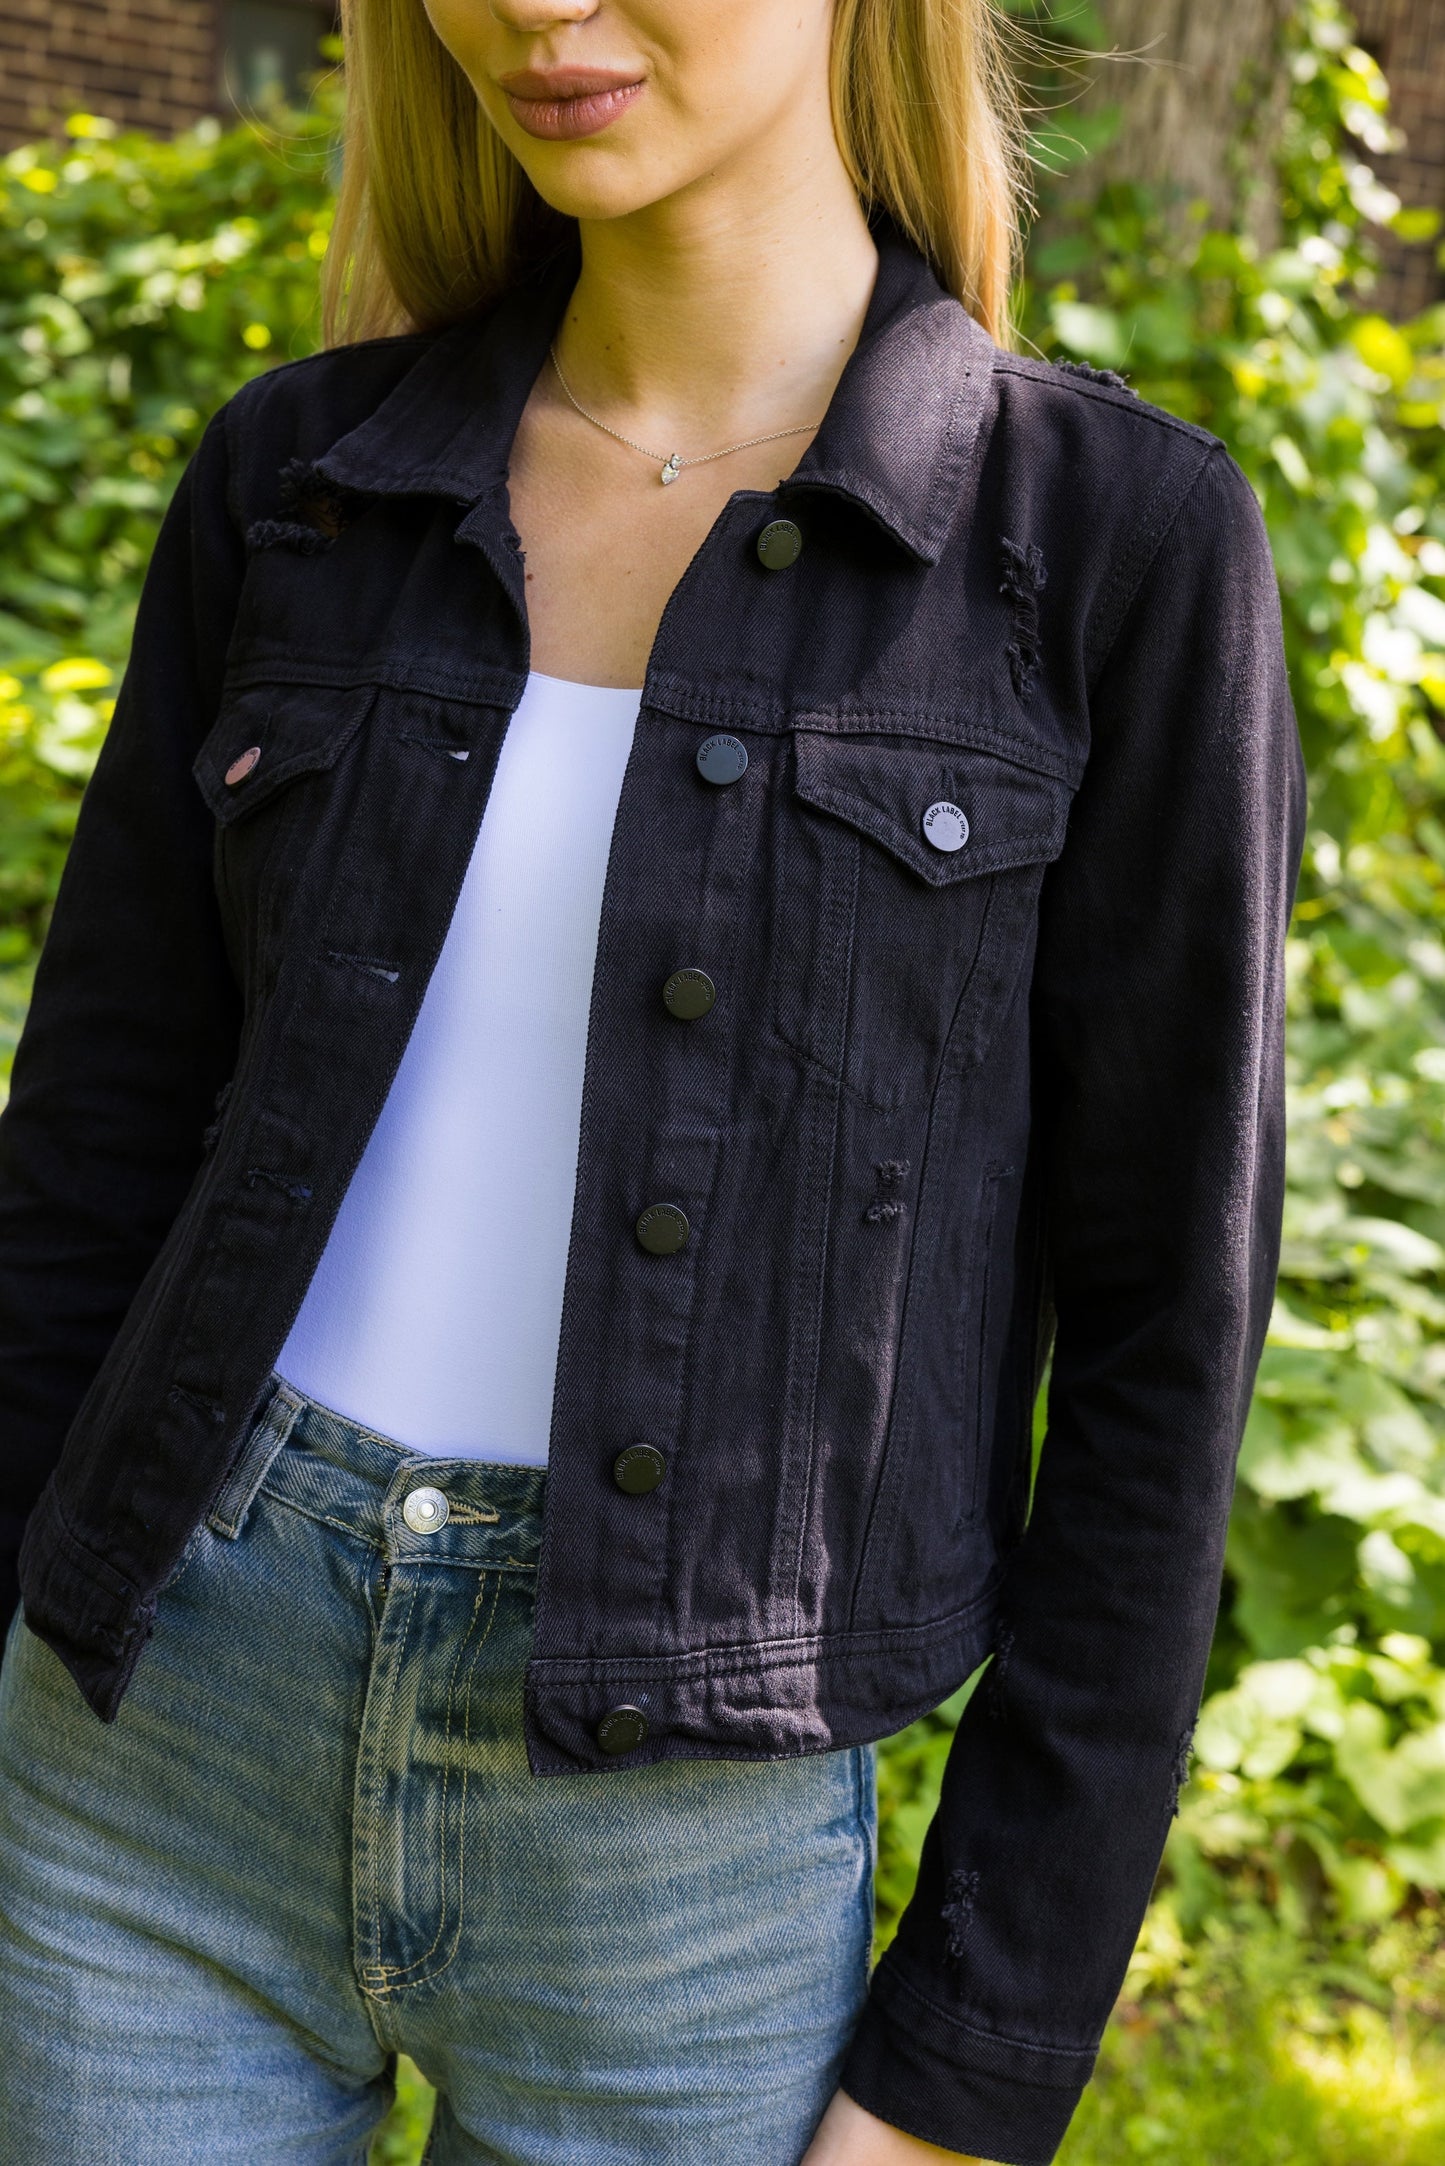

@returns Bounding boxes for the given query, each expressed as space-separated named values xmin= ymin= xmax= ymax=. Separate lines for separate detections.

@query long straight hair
xmin=321 ymin=0 xmax=1026 ymax=349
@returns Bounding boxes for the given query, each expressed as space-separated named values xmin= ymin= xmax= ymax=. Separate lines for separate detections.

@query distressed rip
xmin=1169 ymin=1721 xmax=1196 ymax=1814
xmin=941 ymin=1867 xmax=981 ymax=1973
xmin=245 ymin=457 xmax=372 ymax=555
xmin=1054 ymin=357 xmax=1138 ymax=396
xmin=1000 ymin=538 xmax=1047 ymax=700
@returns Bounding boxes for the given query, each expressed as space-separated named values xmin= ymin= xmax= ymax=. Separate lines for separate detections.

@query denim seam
xmin=525 ymin=1582 xmax=1001 ymax=1683
xmin=848 ymin=884 xmax=1002 ymax=1617
xmin=366 ymin=1569 xmax=502 ymax=1990
xmin=206 ymin=1387 xmax=303 ymax=1539
xmin=1085 ymin=441 xmax=1216 ymax=691
xmin=255 ymin=1492 xmax=381 ymax=1555
xmin=356 ymin=1568 xmax=419 ymax=1992
xmin=854 ymin=1744 xmax=879 ymax=2003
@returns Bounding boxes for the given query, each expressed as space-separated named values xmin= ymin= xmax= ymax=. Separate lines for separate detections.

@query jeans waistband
xmin=209 ymin=1374 xmax=548 ymax=1572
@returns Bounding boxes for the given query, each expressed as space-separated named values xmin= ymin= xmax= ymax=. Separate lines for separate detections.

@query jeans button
xmin=402 ymin=1486 xmax=450 ymax=1534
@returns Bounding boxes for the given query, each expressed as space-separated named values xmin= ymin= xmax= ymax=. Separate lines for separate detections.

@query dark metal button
xmin=597 ymin=1705 xmax=648 ymax=1754
xmin=662 ymin=967 xmax=716 ymax=1021
xmin=613 ymin=1444 xmax=666 ymax=1495
xmin=756 ymin=518 xmax=803 ymax=570
xmin=636 ymin=1203 xmax=689 ymax=1255
xmin=922 ymin=800 xmax=970 ymax=853
xmin=224 ymin=746 xmax=261 ymax=786
xmin=696 ymin=733 xmax=748 ymax=785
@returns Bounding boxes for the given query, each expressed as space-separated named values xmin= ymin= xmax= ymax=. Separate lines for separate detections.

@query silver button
xmin=922 ymin=800 xmax=969 ymax=853
xmin=402 ymin=1485 xmax=450 ymax=1534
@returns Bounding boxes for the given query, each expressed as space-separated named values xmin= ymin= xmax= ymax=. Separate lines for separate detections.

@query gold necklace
xmin=548 ymin=344 xmax=822 ymax=486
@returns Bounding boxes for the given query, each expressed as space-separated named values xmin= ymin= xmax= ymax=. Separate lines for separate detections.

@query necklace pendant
xmin=660 ymin=452 xmax=682 ymax=486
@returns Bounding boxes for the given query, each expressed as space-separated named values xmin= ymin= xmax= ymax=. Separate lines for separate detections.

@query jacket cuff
xmin=840 ymin=1959 xmax=1095 ymax=2166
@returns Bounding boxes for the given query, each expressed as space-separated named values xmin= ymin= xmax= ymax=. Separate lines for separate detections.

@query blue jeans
xmin=0 ymin=1381 xmax=876 ymax=2163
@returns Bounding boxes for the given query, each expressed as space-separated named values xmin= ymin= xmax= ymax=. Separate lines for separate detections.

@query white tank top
xmin=274 ymin=671 xmax=642 ymax=1461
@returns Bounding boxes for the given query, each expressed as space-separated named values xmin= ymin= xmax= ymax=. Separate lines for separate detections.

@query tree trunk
xmin=1045 ymin=0 xmax=1297 ymax=240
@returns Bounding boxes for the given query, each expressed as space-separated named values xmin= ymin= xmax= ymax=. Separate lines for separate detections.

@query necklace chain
xmin=548 ymin=344 xmax=822 ymax=485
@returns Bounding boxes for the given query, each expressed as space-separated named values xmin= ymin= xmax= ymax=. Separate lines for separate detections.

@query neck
xmin=553 ymin=138 xmax=879 ymax=447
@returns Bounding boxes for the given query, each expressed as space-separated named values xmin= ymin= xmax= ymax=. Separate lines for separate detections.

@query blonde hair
xmin=322 ymin=0 xmax=1026 ymax=350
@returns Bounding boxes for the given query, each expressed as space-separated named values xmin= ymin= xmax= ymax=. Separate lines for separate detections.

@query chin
xmin=519 ymin=164 xmax=688 ymax=228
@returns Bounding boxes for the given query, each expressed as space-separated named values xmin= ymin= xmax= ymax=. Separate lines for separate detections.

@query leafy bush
xmin=0 ymin=77 xmax=339 ymax=1024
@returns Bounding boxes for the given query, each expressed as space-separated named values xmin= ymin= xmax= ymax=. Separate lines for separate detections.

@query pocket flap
xmin=792 ymin=732 xmax=1073 ymax=887
xmin=192 ymin=681 xmax=376 ymax=824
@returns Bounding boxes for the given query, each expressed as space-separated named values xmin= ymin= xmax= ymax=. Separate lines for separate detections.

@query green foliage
xmin=0 ymin=84 xmax=339 ymax=976
xmin=1059 ymin=1904 xmax=1445 ymax=2164
xmin=369 ymin=2059 xmax=434 ymax=2163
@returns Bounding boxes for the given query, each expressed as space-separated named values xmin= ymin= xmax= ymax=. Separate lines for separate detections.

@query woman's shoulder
xmin=984 ymin=344 xmax=1270 ymax=662
xmin=207 ymin=321 xmax=459 ymax=527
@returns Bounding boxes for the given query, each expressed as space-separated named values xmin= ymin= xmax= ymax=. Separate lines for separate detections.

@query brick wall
xmin=0 ymin=1 xmax=220 ymax=146
xmin=1352 ymin=0 xmax=1445 ymax=317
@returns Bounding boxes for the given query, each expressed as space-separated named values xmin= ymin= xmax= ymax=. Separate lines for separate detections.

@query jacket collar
xmin=313 ymin=214 xmax=996 ymax=566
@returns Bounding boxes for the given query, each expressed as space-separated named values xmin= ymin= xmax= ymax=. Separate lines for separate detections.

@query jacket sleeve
xmin=840 ymin=443 xmax=1308 ymax=2164
xmin=0 ymin=407 xmax=246 ymax=1634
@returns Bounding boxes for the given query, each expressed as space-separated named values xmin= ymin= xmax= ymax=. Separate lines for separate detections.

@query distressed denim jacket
xmin=0 ymin=221 xmax=1306 ymax=2164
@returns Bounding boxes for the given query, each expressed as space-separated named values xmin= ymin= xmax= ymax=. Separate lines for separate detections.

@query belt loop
xmin=207 ymin=1376 xmax=306 ymax=1540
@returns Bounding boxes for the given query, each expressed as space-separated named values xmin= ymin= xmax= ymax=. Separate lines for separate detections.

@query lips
xmin=498 ymin=66 xmax=645 ymax=143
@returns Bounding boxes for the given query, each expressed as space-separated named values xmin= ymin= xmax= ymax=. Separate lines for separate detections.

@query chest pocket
xmin=771 ymin=729 xmax=1075 ymax=1110
xmin=192 ymin=679 xmax=377 ymax=943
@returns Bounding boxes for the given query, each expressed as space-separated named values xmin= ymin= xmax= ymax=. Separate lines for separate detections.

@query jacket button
xmin=402 ymin=1485 xmax=449 ymax=1534
xmin=597 ymin=1705 xmax=648 ymax=1754
xmin=613 ymin=1443 xmax=667 ymax=1495
xmin=696 ymin=733 xmax=748 ymax=786
xmin=635 ymin=1203 xmax=689 ymax=1255
xmin=224 ymin=746 xmax=262 ymax=786
xmin=922 ymin=800 xmax=969 ymax=852
xmin=662 ymin=967 xmax=716 ymax=1020
xmin=756 ymin=518 xmax=802 ymax=570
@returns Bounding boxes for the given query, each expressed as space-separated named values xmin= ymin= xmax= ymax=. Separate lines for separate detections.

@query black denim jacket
xmin=0 ymin=222 xmax=1305 ymax=2163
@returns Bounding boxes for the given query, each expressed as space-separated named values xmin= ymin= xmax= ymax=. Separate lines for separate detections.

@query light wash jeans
xmin=0 ymin=1380 xmax=876 ymax=2164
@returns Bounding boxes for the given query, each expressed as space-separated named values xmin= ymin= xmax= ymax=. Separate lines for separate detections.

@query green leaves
xmin=0 ymin=95 xmax=340 ymax=1038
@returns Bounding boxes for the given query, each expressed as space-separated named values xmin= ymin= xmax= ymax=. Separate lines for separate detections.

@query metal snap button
xmin=402 ymin=1485 xmax=450 ymax=1534
xmin=224 ymin=746 xmax=262 ymax=786
xmin=597 ymin=1705 xmax=648 ymax=1754
xmin=662 ymin=967 xmax=716 ymax=1020
xmin=613 ymin=1444 xmax=667 ymax=1495
xmin=922 ymin=800 xmax=969 ymax=853
xmin=635 ymin=1203 xmax=690 ymax=1255
xmin=695 ymin=733 xmax=748 ymax=786
xmin=756 ymin=518 xmax=803 ymax=570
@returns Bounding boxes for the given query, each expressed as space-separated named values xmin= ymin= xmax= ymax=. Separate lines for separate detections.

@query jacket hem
xmin=16 ymin=1483 xmax=153 ymax=1722
xmin=522 ymin=1593 xmax=1000 ymax=1772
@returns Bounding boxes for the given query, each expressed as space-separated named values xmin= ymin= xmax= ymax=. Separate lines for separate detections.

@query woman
xmin=0 ymin=1 xmax=1306 ymax=2161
